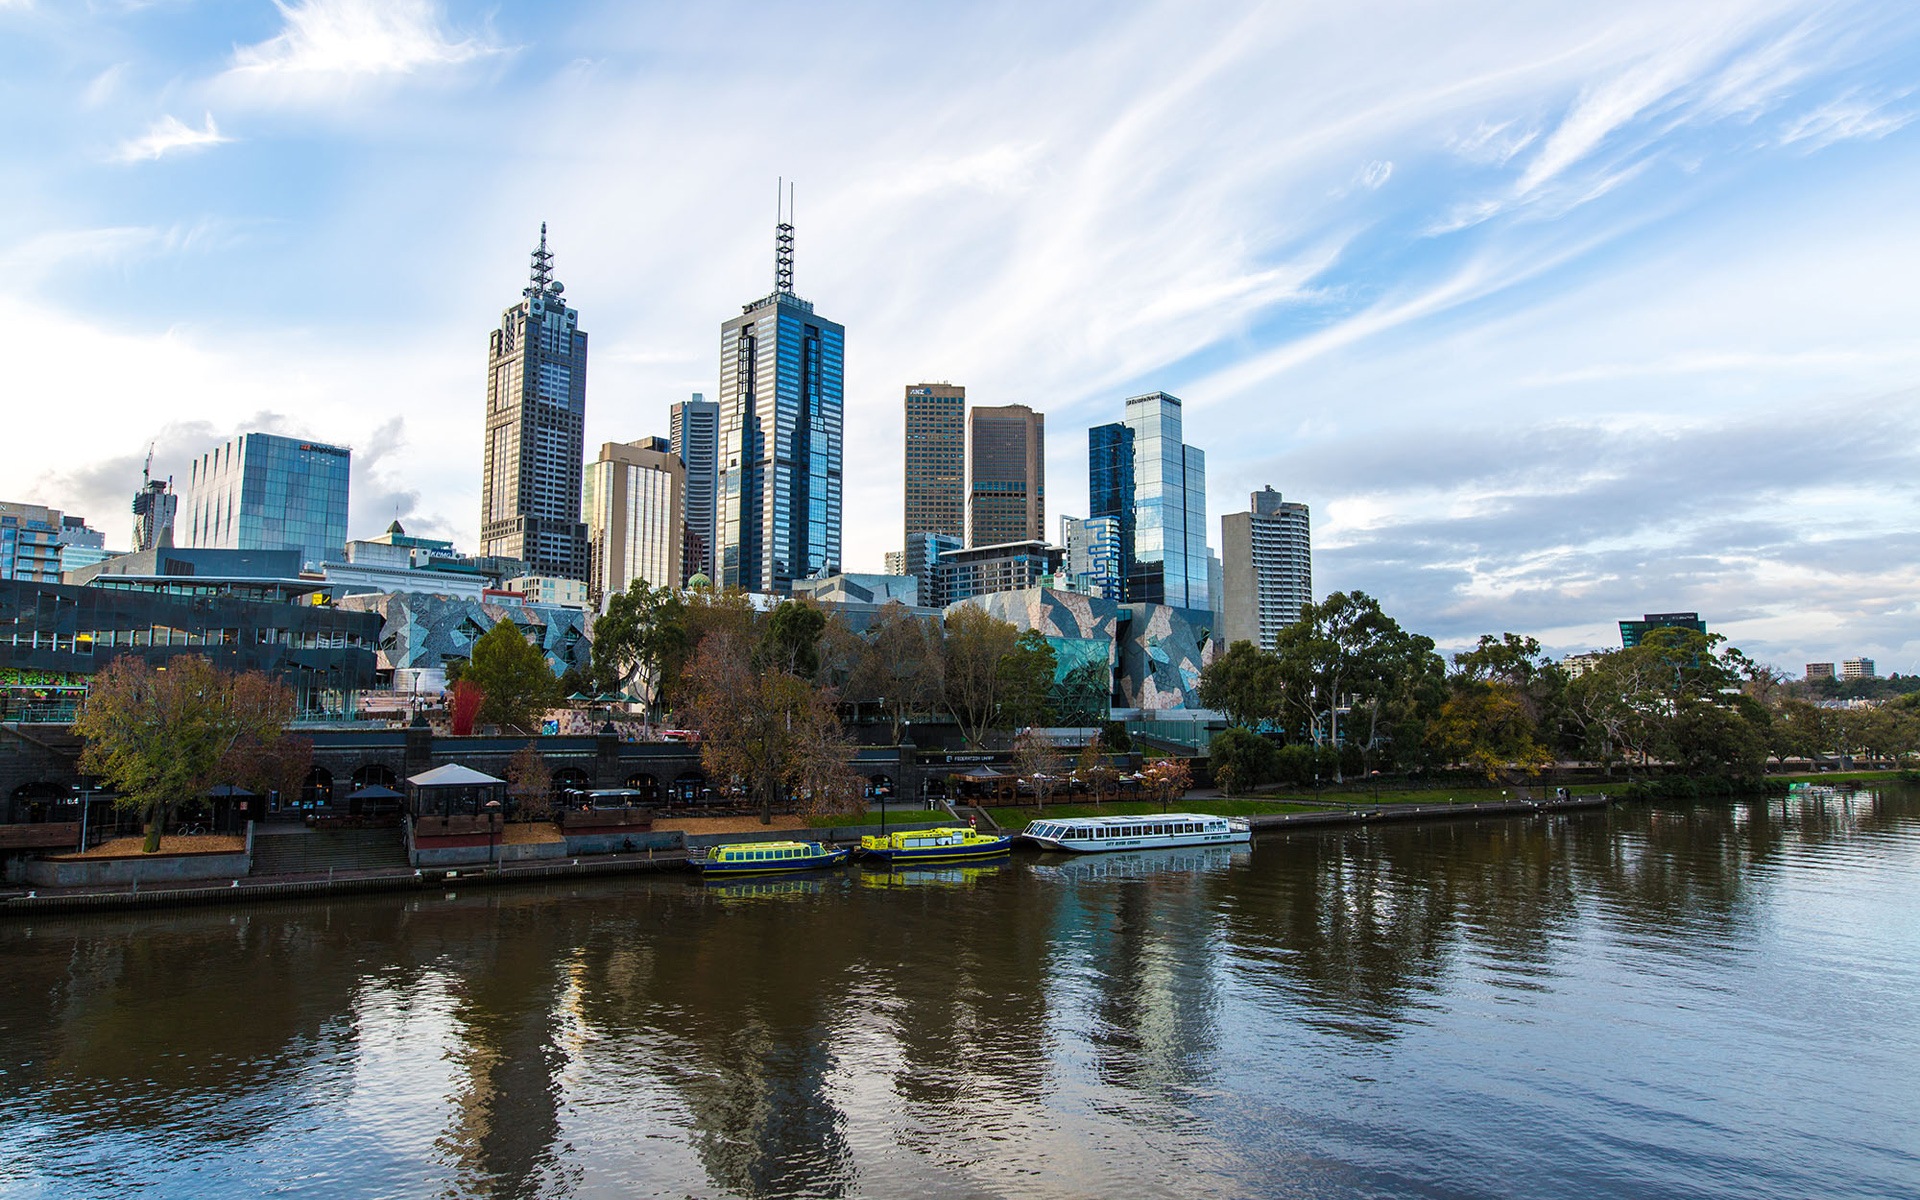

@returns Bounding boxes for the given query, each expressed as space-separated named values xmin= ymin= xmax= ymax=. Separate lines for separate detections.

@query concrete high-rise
xmin=904 ymin=383 xmax=966 ymax=548
xmin=583 ymin=437 xmax=685 ymax=608
xmin=1220 ymin=486 xmax=1311 ymax=650
xmin=670 ymin=393 xmax=720 ymax=583
xmin=718 ymin=192 xmax=844 ymax=594
xmin=480 ymin=224 xmax=590 ymax=581
xmin=182 ymin=432 xmax=350 ymax=569
xmin=131 ymin=452 xmax=176 ymax=552
xmin=968 ymin=404 xmax=1044 ymax=548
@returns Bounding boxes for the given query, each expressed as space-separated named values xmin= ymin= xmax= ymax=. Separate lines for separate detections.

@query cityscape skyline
xmin=2 ymin=2 xmax=1917 ymax=669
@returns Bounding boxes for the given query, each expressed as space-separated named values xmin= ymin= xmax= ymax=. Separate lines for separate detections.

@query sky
xmin=1 ymin=0 xmax=1917 ymax=672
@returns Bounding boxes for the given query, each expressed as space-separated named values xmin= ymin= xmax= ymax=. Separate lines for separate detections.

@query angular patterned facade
xmin=338 ymin=591 xmax=591 ymax=682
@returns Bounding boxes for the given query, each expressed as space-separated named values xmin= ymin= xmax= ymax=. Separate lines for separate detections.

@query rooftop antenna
xmin=526 ymin=222 xmax=556 ymax=298
xmin=775 ymin=179 xmax=795 ymax=294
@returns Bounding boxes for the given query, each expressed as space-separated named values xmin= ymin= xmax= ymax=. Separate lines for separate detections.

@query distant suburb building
xmin=904 ymin=383 xmax=966 ymax=549
xmin=1842 ymin=657 xmax=1877 ymax=681
xmin=480 ymin=224 xmax=591 ymax=582
xmin=1220 ymin=486 xmax=1311 ymax=651
xmin=583 ymin=437 xmax=685 ymax=607
xmin=182 ymin=432 xmax=351 ymax=570
xmin=1805 ymin=662 xmax=1836 ymax=682
xmin=967 ymin=403 xmax=1044 ymax=548
xmin=1619 ymin=611 xmax=1706 ymax=649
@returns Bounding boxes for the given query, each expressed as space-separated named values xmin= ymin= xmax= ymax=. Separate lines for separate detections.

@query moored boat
xmin=697 ymin=840 xmax=850 ymax=877
xmin=856 ymin=825 xmax=1013 ymax=864
xmin=1019 ymin=812 xmax=1250 ymax=853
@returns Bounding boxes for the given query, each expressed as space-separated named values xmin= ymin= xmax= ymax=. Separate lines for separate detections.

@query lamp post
xmin=485 ymin=798 xmax=502 ymax=872
xmin=74 ymin=783 xmax=93 ymax=853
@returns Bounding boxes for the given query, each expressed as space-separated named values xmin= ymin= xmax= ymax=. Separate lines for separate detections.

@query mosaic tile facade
xmin=339 ymin=591 xmax=592 ymax=680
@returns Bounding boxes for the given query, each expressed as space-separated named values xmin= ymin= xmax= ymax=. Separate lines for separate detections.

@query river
xmin=1 ymin=786 xmax=1915 ymax=1199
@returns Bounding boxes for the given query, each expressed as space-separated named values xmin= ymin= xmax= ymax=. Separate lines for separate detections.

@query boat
xmin=1019 ymin=812 xmax=1251 ymax=853
xmin=696 ymin=840 xmax=850 ymax=877
xmin=856 ymin=825 xmax=1013 ymax=864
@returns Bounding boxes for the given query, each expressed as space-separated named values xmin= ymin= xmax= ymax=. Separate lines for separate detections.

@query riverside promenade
xmin=0 ymin=791 xmax=1617 ymax=916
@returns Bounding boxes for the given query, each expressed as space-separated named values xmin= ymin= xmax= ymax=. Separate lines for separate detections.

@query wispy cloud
xmin=114 ymin=113 xmax=230 ymax=162
xmin=228 ymin=0 xmax=497 ymax=81
xmin=1779 ymin=91 xmax=1914 ymax=148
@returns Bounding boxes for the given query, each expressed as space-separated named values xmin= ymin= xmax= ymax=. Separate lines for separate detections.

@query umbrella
xmin=344 ymin=784 xmax=404 ymax=801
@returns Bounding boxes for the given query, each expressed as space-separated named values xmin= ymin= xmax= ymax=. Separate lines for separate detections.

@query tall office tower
xmin=481 ymin=224 xmax=591 ymax=581
xmin=131 ymin=450 xmax=176 ymax=551
xmin=1220 ymin=486 xmax=1311 ymax=651
xmin=183 ymin=432 xmax=350 ymax=568
xmin=967 ymin=403 xmax=1044 ymax=547
xmin=718 ymin=191 xmax=844 ymax=594
xmin=1088 ymin=422 xmax=1135 ymax=597
xmin=1122 ymin=391 xmax=1208 ymax=610
xmin=582 ymin=437 xmax=685 ymax=608
xmin=904 ymin=383 xmax=966 ymax=548
xmin=670 ymin=393 xmax=720 ymax=582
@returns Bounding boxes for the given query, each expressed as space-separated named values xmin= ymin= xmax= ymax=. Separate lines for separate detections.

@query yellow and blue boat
xmin=856 ymin=825 xmax=1013 ymax=865
xmin=697 ymin=840 xmax=850 ymax=877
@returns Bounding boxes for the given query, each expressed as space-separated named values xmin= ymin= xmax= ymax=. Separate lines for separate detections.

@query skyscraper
xmin=718 ymin=192 xmax=844 ymax=594
xmin=131 ymin=450 xmax=176 ymax=552
xmin=1122 ymin=391 xmax=1208 ymax=610
xmin=670 ymin=393 xmax=719 ymax=583
xmin=583 ymin=437 xmax=685 ymax=608
xmin=1220 ymin=486 xmax=1311 ymax=650
xmin=967 ymin=403 xmax=1044 ymax=548
xmin=182 ymin=433 xmax=350 ymax=568
xmin=904 ymin=383 xmax=965 ymax=548
xmin=1088 ymin=421 xmax=1135 ymax=598
xmin=481 ymin=224 xmax=590 ymax=581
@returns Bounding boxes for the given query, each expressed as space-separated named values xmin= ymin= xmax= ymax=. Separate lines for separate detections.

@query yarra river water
xmin=2 ymin=788 xmax=1917 ymax=1199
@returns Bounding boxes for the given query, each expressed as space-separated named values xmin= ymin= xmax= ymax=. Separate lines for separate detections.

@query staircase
xmin=250 ymin=828 xmax=410 ymax=876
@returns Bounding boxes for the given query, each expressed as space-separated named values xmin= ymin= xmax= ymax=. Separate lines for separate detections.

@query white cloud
xmin=1778 ymin=92 xmax=1914 ymax=148
xmin=228 ymin=0 xmax=497 ymax=81
xmin=114 ymin=112 xmax=230 ymax=162
xmin=1357 ymin=159 xmax=1394 ymax=189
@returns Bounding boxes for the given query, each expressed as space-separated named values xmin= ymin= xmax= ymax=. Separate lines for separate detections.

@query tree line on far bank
xmin=1199 ymin=591 xmax=1920 ymax=795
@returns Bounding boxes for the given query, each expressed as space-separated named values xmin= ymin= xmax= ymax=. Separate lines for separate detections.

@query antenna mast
xmin=775 ymin=179 xmax=795 ymax=294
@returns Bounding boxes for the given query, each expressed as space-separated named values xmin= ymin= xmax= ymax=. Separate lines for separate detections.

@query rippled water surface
xmin=3 ymin=788 xmax=1917 ymax=1199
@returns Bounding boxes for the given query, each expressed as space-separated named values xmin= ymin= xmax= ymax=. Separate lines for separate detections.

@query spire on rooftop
xmin=525 ymin=222 xmax=562 ymax=299
xmin=775 ymin=180 xmax=795 ymax=295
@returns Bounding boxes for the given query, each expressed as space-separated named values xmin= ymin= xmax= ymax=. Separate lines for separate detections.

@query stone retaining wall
xmin=24 ymin=849 xmax=252 ymax=888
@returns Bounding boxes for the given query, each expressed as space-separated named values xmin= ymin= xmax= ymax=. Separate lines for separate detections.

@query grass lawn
xmin=984 ymin=798 xmax=1327 ymax=825
xmin=1772 ymin=770 xmax=1908 ymax=784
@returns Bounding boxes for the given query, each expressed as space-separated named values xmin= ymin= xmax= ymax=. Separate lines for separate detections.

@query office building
xmin=718 ymin=195 xmax=844 ymax=594
xmin=670 ymin=394 xmax=720 ymax=583
xmin=936 ymin=540 xmax=1063 ymax=606
xmin=1619 ymin=612 xmax=1707 ymax=649
xmin=1060 ymin=514 xmax=1125 ymax=600
xmin=0 ymin=503 xmax=67 ymax=583
xmin=57 ymin=516 xmax=112 ymax=575
xmin=968 ymin=403 xmax=1044 ymax=547
xmin=1805 ymin=662 xmax=1835 ymax=682
xmin=896 ymin=530 xmax=961 ymax=609
xmin=179 ymin=433 xmax=351 ymax=570
xmin=904 ymin=383 xmax=966 ymax=547
xmin=480 ymin=224 xmax=591 ymax=581
xmin=1088 ymin=393 xmax=1210 ymax=610
xmin=1842 ymin=657 xmax=1877 ymax=681
xmin=1220 ymin=486 xmax=1312 ymax=651
xmin=582 ymin=437 xmax=685 ymax=607
xmin=131 ymin=456 xmax=177 ymax=552
xmin=499 ymin=574 xmax=592 ymax=610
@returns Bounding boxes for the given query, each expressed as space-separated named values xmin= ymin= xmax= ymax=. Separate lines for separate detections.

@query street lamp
xmin=485 ymin=798 xmax=502 ymax=872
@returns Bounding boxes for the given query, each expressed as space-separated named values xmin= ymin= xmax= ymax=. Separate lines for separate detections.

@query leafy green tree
xmin=997 ymin=629 xmax=1058 ymax=732
xmin=466 ymin=620 xmax=560 ymax=733
xmin=1199 ymin=641 xmax=1282 ymax=729
xmin=73 ymin=656 xmax=296 ymax=852
xmin=758 ymin=598 xmax=827 ymax=678
xmin=1209 ymin=726 xmax=1277 ymax=796
xmin=589 ymin=582 xmax=687 ymax=717
xmin=1272 ymin=591 xmax=1427 ymax=782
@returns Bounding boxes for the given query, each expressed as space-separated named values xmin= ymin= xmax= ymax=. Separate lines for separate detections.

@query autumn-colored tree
xmin=72 ymin=656 xmax=296 ymax=852
xmin=505 ymin=743 xmax=554 ymax=821
xmin=1140 ymin=757 xmax=1194 ymax=811
xmin=1076 ymin=736 xmax=1119 ymax=807
xmin=846 ymin=603 xmax=945 ymax=742
xmin=449 ymin=678 xmax=484 ymax=736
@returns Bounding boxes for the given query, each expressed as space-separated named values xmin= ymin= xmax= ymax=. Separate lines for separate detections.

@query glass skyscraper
xmin=182 ymin=433 xmax=350 ymax=570
xmin=480 ymin=224 xmax=590 ymax=581
xmin=718 ymin=203 xmax=844 ymax=594
xmin=670 ymin=393 xmax=719 ymax=583
xmin=1087 ymin=393 xmax=1209 ymax=611
xmin=1088 ymin=422 xmax=1135 ymax=601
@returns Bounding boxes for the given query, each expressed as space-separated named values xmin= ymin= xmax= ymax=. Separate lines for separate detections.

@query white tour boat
xmin=1019 ymin=812 xmax=1251 ymax=853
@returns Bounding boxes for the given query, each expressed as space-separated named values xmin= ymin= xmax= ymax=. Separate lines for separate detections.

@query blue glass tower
xmin=1087 ymin=394 xmax=1209 ymax=610
xmin=719 ymin=194 xmax=844 ymax=594
xmin=1087 ymin=423 xmax=1134 ymax=602
xmin=183 ymin=433 xmax=350 ymax=569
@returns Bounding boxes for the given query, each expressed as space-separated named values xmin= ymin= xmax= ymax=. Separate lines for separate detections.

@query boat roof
xmin=895 ymin=826 xmax=976 ymax=837
xmin=1032 ymin=813 xmax=1225 ymax=827
xmin=712 ymin=840 xmax=820 ymax=851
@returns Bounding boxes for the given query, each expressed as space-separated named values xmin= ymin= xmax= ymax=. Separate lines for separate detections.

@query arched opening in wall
xmin=925 ymin=776 xmax=948 ymax=800
xmin=551 ymin=766 xmax=593 ymax=809
xmin=303 ymin=766 xmax=334 ymax=808
xmin=670 ymin=771 xmax=707 ymax=806
xmin=866 ymin=773 xmax=893 ymax=800
xmin=623 ymin=774 xmax=662 ymax=803
xmin=351 ymin=763 xmax=399 ymax=791
xmin=9 ymin=780 xmax=74 ymax=824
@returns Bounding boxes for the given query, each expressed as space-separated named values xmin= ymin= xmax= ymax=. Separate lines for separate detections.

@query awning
xmin=344 ymin=784 xmax=405 ymax=801
xmin=408 ymin=764 xmax=505 ymax=787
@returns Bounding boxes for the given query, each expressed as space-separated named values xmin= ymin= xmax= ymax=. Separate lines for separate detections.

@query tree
xmin=449 ymin=678 xmax=484 ymax=736
xmin=466 ymin=620 xmax=561 ymax=733
xmin=505 ymin=743 xmax=554 ymax=821
xmin=589 ymin=582 xmax=687 ymax=717
xmin=1140 ymin=757 xmax=1194 ymax=811
xmin=1272 ymin=592 xmax=1423 ymax=782
xmin=942 ymin=606 xmax=1020 ymax=746
xmin=1199 ymin=641 xmax=1282 ymax=729
xmin=997 ymin=629 xmax=1058 ymax=733
xmin=758 ymin=598 xmax=827 ymax=678
xmin=1209 ymin=726 xmax=1277 ymax=796
xmin=848 ymin=602 xmax=944 ymax=743
xmin=73 ymin=656 xmax=296 ymax=852
xmin=681 ymin=631 xmax=862 ymax=824
xmin=1076 ymin=735 xmax=1120 ymax=807
xmin=1012 ymin=729 xmax=1067 ymax=813
xmin=1428 ymin=682 xmax=1553 ymax=783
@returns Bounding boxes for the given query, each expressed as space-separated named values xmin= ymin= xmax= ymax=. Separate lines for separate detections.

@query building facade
xmin=968 ymin=403 xmax=1044 ymax=548
xmin=180 ymin=433 xmax=350 ymax=570
xmin=1220 ymin=486 xmax=1312 ymax=651
xmin=936 ymin=540 xmax=1064 ymax=606
xmin=670 ymin=394 xmax=720 ymax=583
xmin=1060 ymin=514 xmax=1125 ymax=601
xmin=1619 ymin=612 xmax=1707 ymax=648
xmin=582 ymin=437 xmax=685 ymax=607
xmin=480 ymin=224 xmax=591 ymax=582
xmin=718 ymin=208 xmax=844 ymax=594
xmin=1122 ymin=391 xmax=1208 ymax=610
xmin=0 ymin=503 xmax=70 ymax=583
xmin=1805 ymin=662 xmax=1835 ymax=682
xmin=904 ymin=383 xmax=967 ymax=549
xmin=131 ymin=464 xmax=177 ymax=552
xmin=1842 ymin=657 xmax=1877 ymax=681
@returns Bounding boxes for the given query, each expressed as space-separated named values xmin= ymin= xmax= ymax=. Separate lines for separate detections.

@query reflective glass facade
xmin=1123 ymin=392 xmax=1208 ymax=611
xmin=719 ymin=289 xmax=844 ymax=594
xmin=183 ymin=434 xmax=350 ymax=570
xmin=670 ymin=395 xmax=720 ymax=582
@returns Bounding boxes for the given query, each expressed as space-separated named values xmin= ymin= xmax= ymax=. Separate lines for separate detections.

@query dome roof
xmin=686 ymin=572 xmax=712 ymax=589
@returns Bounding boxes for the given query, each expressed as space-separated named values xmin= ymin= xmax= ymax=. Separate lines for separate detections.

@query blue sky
xmin=3 ymin=0 xmax=1918 ymax=670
